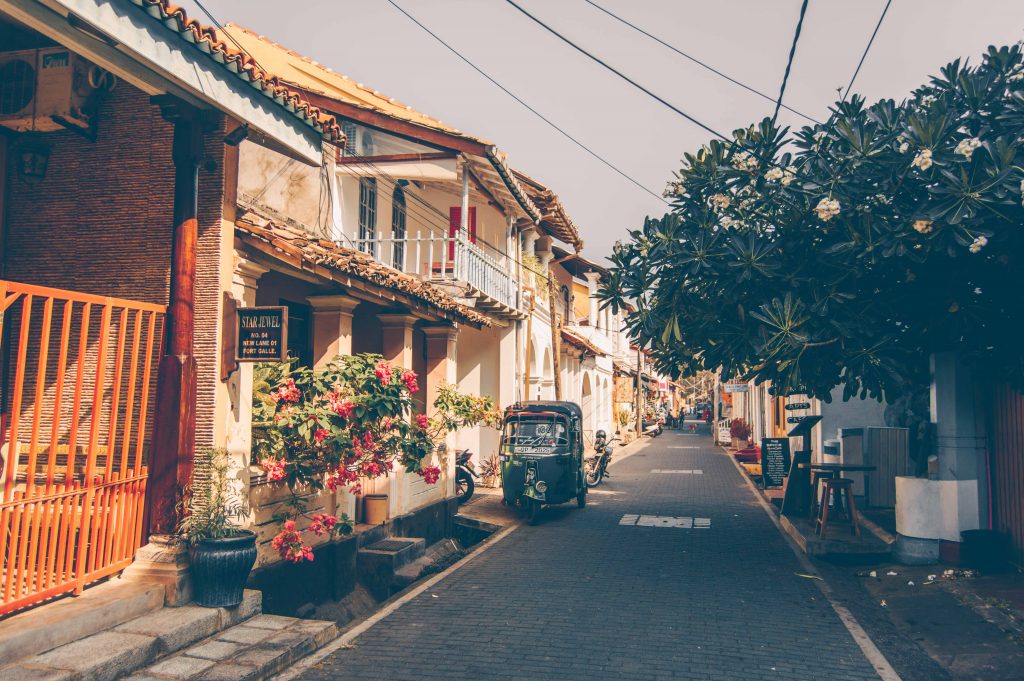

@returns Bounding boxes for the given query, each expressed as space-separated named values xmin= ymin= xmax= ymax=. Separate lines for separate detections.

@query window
xmin=282 ymin=300 xmax=313 ymax=369
xmin=561 ymin=285 xmax=571 ymax=322
xmin=358 ymin=177 xmax=377 ymax=257
xmin=340 ymin=122 xmax=357 ymax=157
xmin=391 ymin=185 xmax=407 ymax=270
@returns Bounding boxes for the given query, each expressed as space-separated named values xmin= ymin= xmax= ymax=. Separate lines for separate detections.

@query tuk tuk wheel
xmin=524 ymin=497 xmax=541 ymax=525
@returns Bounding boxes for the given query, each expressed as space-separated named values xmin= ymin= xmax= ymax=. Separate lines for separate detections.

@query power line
xmin=770 ymin=0 xmax=811 ymax=127
xmin=502 ymin=0 xmax=730 ymax=142
xmin=385 ymin=0 xmax=667 ymax=204
xmin=584 ymin=0 xmax=820 ymax=124
xmin=842 ymin=0 xmax=892 ymax=101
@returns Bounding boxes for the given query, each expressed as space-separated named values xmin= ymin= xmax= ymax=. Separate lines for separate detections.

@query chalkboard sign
xmin=761 ymin=438 xmax=791 ymax=488
xmin=236 ymin=307 xmax=288 ymax=362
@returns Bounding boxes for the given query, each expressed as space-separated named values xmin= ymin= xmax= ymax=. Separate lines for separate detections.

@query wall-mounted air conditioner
xmin=0 ymin=47 xmax=97 ymax=133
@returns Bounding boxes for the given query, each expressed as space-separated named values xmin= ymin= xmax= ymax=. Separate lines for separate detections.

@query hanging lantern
xmin=17 ymin=138 xmax=50 ymax=183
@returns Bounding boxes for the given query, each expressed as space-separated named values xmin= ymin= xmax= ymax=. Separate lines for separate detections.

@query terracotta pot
xmin=364 ymin=494 xmax=389 ymax=525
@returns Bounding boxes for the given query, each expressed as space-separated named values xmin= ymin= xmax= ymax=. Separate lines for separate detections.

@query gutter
xmin=485 ymin=146 xmax=542 ymax=222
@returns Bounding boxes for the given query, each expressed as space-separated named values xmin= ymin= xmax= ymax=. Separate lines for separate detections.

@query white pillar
xmin=584 ymin=271 xmax=601 ymax=328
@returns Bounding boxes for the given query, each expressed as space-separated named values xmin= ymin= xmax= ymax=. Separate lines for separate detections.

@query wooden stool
xmin=808 ymin=470 xmax=836 ymax=520
xmin=816 ymin=478 xmax=860 ymax=540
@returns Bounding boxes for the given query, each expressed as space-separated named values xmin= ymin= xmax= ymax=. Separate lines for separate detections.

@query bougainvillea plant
xmin=253 ymin=353 xmax=499 ymax=562
xmin=600 ymin=44 xmax=1024 ymax=401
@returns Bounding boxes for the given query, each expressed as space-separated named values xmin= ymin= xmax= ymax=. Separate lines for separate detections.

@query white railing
xmin=353 ymin=231 xmax=517 ymax=310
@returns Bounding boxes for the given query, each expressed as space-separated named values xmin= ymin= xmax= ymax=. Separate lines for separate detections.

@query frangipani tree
xmin=601 ymin=44 xmax=1024 ymax=401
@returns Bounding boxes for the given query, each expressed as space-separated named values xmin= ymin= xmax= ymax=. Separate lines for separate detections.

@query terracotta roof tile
xmin=130 ymin=1 xmax=343 ymax=143
xmin=513 ymin=169 xmax=582 ymax=249
xmin=235 ymin=208 xmax=491 ymax=327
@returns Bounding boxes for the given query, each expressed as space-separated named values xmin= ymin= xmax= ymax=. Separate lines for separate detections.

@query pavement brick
xmin=298 ymin=426 xmax=884 ymax=680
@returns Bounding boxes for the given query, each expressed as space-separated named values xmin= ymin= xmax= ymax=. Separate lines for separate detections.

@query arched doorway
xmin=581 ymin=372 xmax=594 ymax=444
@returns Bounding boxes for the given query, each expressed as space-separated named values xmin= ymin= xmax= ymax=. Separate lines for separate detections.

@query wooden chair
xmin=816 ymin=477 xmax=860 ymax=540
xmin=808 ymin=469 xmax=836 ymax=520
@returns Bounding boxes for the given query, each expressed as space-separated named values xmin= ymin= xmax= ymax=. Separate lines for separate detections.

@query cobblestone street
xmin=298 ymin=427 xmax=887 ymax=681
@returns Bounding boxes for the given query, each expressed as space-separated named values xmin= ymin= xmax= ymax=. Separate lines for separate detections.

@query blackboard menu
xmin=761 ymin=438 xmax=791 ymax=488
xmin=236 ymin=307 xmax=288 ymax=362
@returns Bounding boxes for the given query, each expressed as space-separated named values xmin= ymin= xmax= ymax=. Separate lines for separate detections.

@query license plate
xmin=513 ymin=446 xmax=554 ymax=454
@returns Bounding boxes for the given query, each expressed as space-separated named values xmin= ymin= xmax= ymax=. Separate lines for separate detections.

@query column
xmin=584 ymin=271 xmax=601 ymax=327
xmin=423 ymin=324 xmax=459 ymax=501
xmin=307 ymin=294 xmax=360 ymax=366
xmin=377 ymin=312 xmax=417 ymax=369
xmin=377 ymin=312 xmax=418 ymax=515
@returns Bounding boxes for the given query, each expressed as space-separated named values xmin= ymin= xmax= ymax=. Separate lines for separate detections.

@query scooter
xmin=585 ymin=431 xmax=618 ymax=487
xmin=455 ymin=449 xmax=478 ymax=504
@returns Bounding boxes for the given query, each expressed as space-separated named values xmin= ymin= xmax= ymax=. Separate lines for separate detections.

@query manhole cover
xmin=367 ymin=539 xmax=414 ymax=552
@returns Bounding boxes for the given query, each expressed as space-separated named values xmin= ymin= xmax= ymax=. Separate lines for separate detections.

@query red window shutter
xmin=448 ymin=206 xmax=478 ymax=261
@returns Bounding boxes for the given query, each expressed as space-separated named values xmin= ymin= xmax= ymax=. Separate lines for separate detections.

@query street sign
xmin=785 ymin=402 xmax=811 ymax=411
xmin=723 ymin=383 xmax=749 ymax=393
xmin=786 ymin=415 xmax=814 ymax=424
xmin=761 ymin=438 xmax=790 ymax=488
xmin=236 ymin=306 xmax=288 ymax=362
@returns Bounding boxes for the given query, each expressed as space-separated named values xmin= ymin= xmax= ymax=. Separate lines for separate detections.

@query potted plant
xmin=729 ymin=418 xmax=752 ymax=449
xmin=481 ymin=454 xmax=501 ymax=488
xmin=179 ymin=447 xmax=255 ymax=608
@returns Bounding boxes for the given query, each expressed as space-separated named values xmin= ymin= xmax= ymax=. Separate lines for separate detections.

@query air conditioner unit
xmin=0 ymin=47 xmax=96 ymax=133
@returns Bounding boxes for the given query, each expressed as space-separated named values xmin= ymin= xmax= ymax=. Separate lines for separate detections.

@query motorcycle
xmin=455 ymin=449 xmax=478 ymax=504
xmin=585 ymin=430 xmax=618 ymax=487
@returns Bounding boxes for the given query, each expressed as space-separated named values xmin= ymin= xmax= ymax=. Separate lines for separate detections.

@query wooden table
xmin=782 ymin=463 xmax=877 ymax=518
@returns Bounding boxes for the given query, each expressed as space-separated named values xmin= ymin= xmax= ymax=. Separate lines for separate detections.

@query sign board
xmin=717 ymin=424 xmax=732 ymax=445
xmin=235 ymin=307 xmax=288 ymax=362
xmin=787 ymin=415 xmax=815 ymax=424
xmin=785 ymin=402 xmax=811 ymax=411
xmin=723 ymin=383 xmax=749 ymax=393
xmin=761 ymin=438 xmax=791 ymax=488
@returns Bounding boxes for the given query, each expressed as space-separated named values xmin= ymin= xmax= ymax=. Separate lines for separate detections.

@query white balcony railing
xmin=353 ymin=231 xmax=517 ymax=310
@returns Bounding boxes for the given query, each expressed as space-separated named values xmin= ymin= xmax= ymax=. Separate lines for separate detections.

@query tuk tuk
xmin=499 ymin=401 xmax=587 ymax=524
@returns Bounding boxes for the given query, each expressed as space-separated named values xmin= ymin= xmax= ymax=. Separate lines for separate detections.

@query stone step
xmin=0 ymin=591 xmax=261 ymax=681
xmin=0 ymin=579 xmax=164 ymax=668
xmin=357 ymin=537 xmax=426 ymax=600
xmin=126 ymin=614 xmax=337 ymax=681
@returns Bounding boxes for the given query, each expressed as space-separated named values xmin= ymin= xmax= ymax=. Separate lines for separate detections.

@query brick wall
xmin=2 ymin=82 xmax=226 ymax=458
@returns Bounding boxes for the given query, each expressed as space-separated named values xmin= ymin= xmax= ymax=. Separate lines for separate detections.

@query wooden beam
xmin=335 ymin=151 xmax=457 ymax=165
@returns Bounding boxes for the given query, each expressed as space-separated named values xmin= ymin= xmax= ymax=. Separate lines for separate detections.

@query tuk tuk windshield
xmin=503 ymin=413 xmax=570 ymax=447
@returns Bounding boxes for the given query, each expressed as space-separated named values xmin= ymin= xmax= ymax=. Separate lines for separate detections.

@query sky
xmin=182 ymin=0 xmax=1024 ymax=263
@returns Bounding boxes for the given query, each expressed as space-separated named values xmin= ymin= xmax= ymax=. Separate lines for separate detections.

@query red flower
xmin=363 ymin=461 xmax=382 ymax=477
xmin=416 ymin=413 xmax=430 ymax=429
xmin=375 ymin=361 xmax=393 ymax=384
xmin=418 ymin=466 xmax=442 ymax=485
xmin=327 ymin=392 xmax=354 ymax=418
xmin=270 ymin=522 xmax=311 ymax=562
xmin=272 ymin=378 xmax=301 ymax=404
xmin=362 ymin=431 xmax=375 ymax=448
xmin=401 ymin=369 xmax=419 ymax=394
xmin=260 ymin=458 xmax=287 ymax=481
xmin=313 ymin=427 xmax=330 ymax=444
xmin=326 ymin=466 xmax=359 ymax=491
xmin=309 ymin=513 xmax=339 ymax=536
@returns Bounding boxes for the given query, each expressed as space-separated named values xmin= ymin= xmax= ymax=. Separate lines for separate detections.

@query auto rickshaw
xmin=499 ymin=401 xmax=586 ymax=524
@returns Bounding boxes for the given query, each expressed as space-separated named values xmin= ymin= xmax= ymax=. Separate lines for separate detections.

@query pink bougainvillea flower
xmin=418 ymin=466 xmax=442 ymax=485
xmin=380 ymin=416 xmax=393 ymax=431
xmin=272 ymin=378 xmax=301 ymax=404
xmin=362 ymin=431 xmax=375 ymax=448
xmin=363 ymin=461 xmax=382 ymax=477
xmin=326 ymin=466 xmax=359 ymax=491
xmin=309 ymin=513 xmax=339 ymax=536
xmin=313 ymin=427 xmax=330 ymax=444
xmin=260 ymin=458 xmax=287 ymax=481
xmin=375 ymin=361 xmax=393 ymax=384
xmin=416 ymin=413 xmax=430 ymax=429
xmin=401 ymin=369 xmax=419 ymax=394
xmin=271 ymin=522 xmax=311 ymax=562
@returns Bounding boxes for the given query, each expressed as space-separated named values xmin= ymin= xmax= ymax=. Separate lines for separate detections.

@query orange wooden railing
xmin=0 ymin=281 xmax=165 ymax=616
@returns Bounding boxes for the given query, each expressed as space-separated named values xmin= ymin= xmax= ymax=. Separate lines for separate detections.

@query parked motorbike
xmin=585 ymin=430 xmax=618 ymax=487
xmin=455 ymin=449 xmax=478 ymax=504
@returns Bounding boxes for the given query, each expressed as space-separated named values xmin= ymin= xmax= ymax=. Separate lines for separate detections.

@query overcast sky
xmin=183 ymin=0 xmax=1024 ymax=262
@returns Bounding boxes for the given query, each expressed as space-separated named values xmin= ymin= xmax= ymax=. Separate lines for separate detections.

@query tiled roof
xmin=235 ymin=208 xmax=491 ymax=327
xmin=512 ymin=170 xmax=582 ymax=249
xmin=130 ymin=1 xmax=343 ymax=143
xmin=561 ymin=328 xmax=604 ymax=357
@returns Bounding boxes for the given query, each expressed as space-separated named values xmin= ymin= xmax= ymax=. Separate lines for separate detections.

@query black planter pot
xmin=191 ymin=530 xmax=257 ymax=607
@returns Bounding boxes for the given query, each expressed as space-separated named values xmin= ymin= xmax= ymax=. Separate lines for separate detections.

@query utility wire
xmin=842 ymin=0 xmax=892 ymax=101
xmin=385 ymin=0 xmax=667 ymax=204
xmin=584 ymin=0 xmax=819 ymax=124
xmin=770 ymin=0 xmax=811 ymax=128
xmin=502 ymin=0 xmax=730 ymax=142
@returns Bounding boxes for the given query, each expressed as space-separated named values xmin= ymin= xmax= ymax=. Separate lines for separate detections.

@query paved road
xmin=300 ymin=427 xmax=883 ymax=681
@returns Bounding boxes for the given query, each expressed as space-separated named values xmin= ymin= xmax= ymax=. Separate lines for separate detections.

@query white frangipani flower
xmin=969 ymin=235 xmax=988 ymax=253
xmin=814 ymin=197 xmax=841 ymax=221
xmin=954 ymin=137 xmax=981 ymax=159
xmin=710 ymin=193 xmax=731 ymax=211
xmin=731 ymin=151 xmax=759 ymax=172
xmin=781 ymin=167 xmax=796 ymax=186
xmin=913 ymin=219 xmax=933 ymax=234
xmin=920 ymin=94 xmax=937 ymax=106
xmin=912 ymin=149 xmax=933 ymax=170
xmin=764 ymin=167 xmax=784 ymax=182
